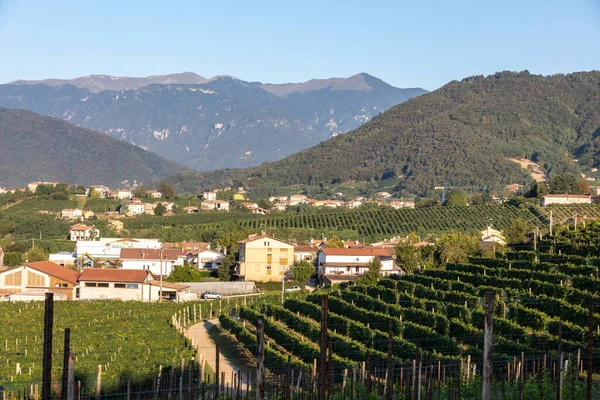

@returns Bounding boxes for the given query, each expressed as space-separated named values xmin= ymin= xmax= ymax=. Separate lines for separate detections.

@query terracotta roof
xmin=294 ymin=246 xmax=319 ymax=253
xmin=120 ymin=248 xmax=187 ymax=260
xmin=321 ymin=247 xmax=391 ymax=257
xmin=70 ymin=224 xmax=92 ymax=231
xmin=79 ymin=268 xmax=151 ymax=283
xmin=23 ymin=261 xmax=79 ymax=284
xmin=238 ymin=234 xmax=295 ymax=246
xmin=114 ymin=238 xmax=140 ymax=243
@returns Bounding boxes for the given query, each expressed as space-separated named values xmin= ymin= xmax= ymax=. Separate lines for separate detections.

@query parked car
xmin=201 ymin=291 xmax=222 ymax=300
xmin=285 ymin=286 xmax=301 ymax=293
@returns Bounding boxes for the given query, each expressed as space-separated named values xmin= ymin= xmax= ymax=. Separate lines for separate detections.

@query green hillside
xmin=166 ymin=71 xmax=600 ymax=197
xmin=0 ymin=108 xmax=186 ymax=187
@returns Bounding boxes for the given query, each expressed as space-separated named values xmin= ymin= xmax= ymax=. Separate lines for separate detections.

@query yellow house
xmin=233 ymin=193 xmax=246 ymax=201
xmin=236 ymin=235 xmax=294 ymax=282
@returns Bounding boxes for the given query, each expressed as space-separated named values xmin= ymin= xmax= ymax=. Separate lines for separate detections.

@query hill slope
xmin=0 ymin=108 xmax=185 ymax=188
xmin=0 ymin=73 xmax=427 ymax=171
xmin=165 ymin=71 xmax=600 ymax=196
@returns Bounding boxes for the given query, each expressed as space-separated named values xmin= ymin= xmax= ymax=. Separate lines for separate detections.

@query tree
xmin=444 ymin=190 xmax=468 ymax=206
xmin=4 ymin=252 xmax=22 ymax=266
xmin=434 ymin=232 xmax=480 ymax=266
xmin=579 ymin=179 xmax=591 ymax=195
xmin=395 ymin=233 xmax=421 ymax=274
xmin=218 ymin=254 xmax=236 ymax=281
xmin=360 ymin=257 xmax=382 ymax=284
xmin=159 ymin=183 xmax=176 ymax=199
xmin=89 ymin=189 xmax=101 ymax=199
xmin=24 ymin=247 xmax=48 ymax=263
xmin=550 ymin=173 xmax=581 ymax=194
xmin=166 ymin=265 xmax=210 ymax=282
xmin=132 ymin=185 xmax=147 ymax=198
xmin=257 ymin=198 xmax=272 ymax=210
xmin=504 ymin=218 xmax=531 ymax=245
xmin=289 ymin=260 xmax=314 ymax=284
xmin=154 ymin=203 xmax=167 ymax=216
xmin=327 ymin=235 xmax=345 ymax=248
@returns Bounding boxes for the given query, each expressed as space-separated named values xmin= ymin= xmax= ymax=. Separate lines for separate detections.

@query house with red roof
xmin=0 ymin=261 xmax=79 ymax=299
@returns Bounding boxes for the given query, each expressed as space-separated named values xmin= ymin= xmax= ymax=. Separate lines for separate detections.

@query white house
xmin=191 ymin=249 xmax=225 ymax=270
xmin=316 ymin=247 xmax=397 ymax=282
xmin=69 ymin=224 xmax=95 ymax=241
xmin=147 ymin=190 xmax=162 ymax=198
xmin=480 ymin=225 xmax=507 ymax=247
xmin=78 ymin=268 xmax=189 ymax=302
xmin=119 ymin=248 xmax=187 ymax=277
xmin=542 ymin=194 xmax=592 ymax=206
xmin=202 ymin=191 xmax=217 ymax=201
xmin=117 ymin=189 xmax=133 ymax=200
xmin=201 ymin=200 xmax=230 ymax=211
xmin=60 ymin=209 xmax=83 ymax=220
xmin=294 ymin=246 xmax=318 ymax=262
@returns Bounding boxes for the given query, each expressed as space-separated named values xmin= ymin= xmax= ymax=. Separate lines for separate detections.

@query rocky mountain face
xmin=0 ymin=73 xmax=427 ymax=171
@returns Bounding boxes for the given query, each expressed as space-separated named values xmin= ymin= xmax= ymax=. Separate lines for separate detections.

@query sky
xmin=0 ymin=0 xmax=599 ymax=90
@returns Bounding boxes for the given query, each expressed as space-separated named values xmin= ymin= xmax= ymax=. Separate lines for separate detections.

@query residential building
xmin=190 ymin=249 xmax=225 ymax=270
xmin=82 ymin=209 xmax=95 ymax=219
xmin=89 ymin=185 xmax=110 ymax=198
xmin=294 ymin=246 xmax=318 ymax=262
xmin=147 ymin=190 xmax=163 ymax=198
xmin=60 ymin=208 xmax=83 ymax=220
xmin=183 ymin=206 xmax=199 ymax=214
xmin=236 ymin=235 xmax=294 ymax=282
xmin=389 ymin=201 xmax=415 ymax=209
xmin=75 ymin=237 xmax=161 ymax=266
xmin=119 ymin=248 xmax=187 ymax=277
xmin=542 ymin=194 xmax=592 ymax=206
xmin=233 ymin=193 xmax=246 ymax=201
xmin=121 ymin=200 xmax=145 ymax=216
xmin=480 ymin=225 xmax=507 ymax=247
xmin=117 ymin=189 xmax=133 ymax=200
xmin=0 ymin=261 xmax=79 ymax=299
xmin=201 ymin=200 xmax=230 ymax=211
xmin=49 ymin=252 xmax=77 ymax=267
xmin=506 ymin=184 xmax=524 ymax=193
xmin=78 ymin=268 xmax=189 ymax=301
xmin=269 ymin=196 xmax=288 ymax=203
xmin=108 ymin=220 xmax=124 ymax=233
xmin=0 ymin=247 xmax=4 ymax=267
xmin=69 ymin=224 xmax=96 ymax=241
xmin=202 ymin=191 xmax=217 ymax=201
xmin=289 ymin=194 xmax=308 ymax=205
xmin=316 ymin=247 xmax=397 ymax=284
xmin=252 ymin=208 xmax=270 ymax=215
xmin=241 ymin=202 xmax=259 ymax=210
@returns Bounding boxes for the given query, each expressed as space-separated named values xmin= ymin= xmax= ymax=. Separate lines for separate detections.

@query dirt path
xmin=185 ymin=319 xmax=254 ymax=387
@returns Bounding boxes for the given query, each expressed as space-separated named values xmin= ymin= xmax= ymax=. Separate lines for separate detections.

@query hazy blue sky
xmin=1 ymin=0 xmax=599 ymax=90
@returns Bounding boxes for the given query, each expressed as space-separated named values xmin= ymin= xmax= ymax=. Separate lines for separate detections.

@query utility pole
xmin=482 ymin=291 xmax=495 ymax=400
xmin=550 ymin=210 xmax=553 ymax=236
xmin=42 ymin=293 xmax=54 ymax=400
xmin=557 ymin=321 xmax=563 ymax=400
xmin=575 ymin=212 xmax=578 ymax=232
xmin=281 ymin=277 xmax=285 ymax=305
xmin=62 ymin=328 xmax=71 ymax=398
xmin=586 ymin=301 xmax=594 ymax=400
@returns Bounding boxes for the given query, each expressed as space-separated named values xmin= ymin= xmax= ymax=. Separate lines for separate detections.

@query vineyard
xmin=0 ymin=294 xmax=285 ymax=397
xmin=216 ymin=223 xmax=600 ymax=398
xmin=125 ymin=204 xmax=546 ymax=242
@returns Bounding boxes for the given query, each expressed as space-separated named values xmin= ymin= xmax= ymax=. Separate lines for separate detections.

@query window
xmin=5 ymin=271 xmax=22 ymax=286
xmin=266 ymin=265 xmax=272 ymax=270
xmin=97 ymin=283 xmax=109 ymax=288
xmin=127 ymin=283 xmax=139 ymax=289
xmin=27 ymin=271 xmax=45 ymax=287
xmin=85 ymin=282 xmax=97 ymax=287
xmin=114 ymin=283 xmax=126 ymax=288
xmin=55 ymin=283 xmax=68 ymax=288
xmin=356 ymin=258 xmax=359 ymax=261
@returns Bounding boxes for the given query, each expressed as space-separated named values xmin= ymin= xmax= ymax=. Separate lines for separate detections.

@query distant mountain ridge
xmin=163 ymin=71 xmax=600 ymax=197
xmin=0 ymin=73 xmax=427 ymax=171
xmin=0 ymin=108 xmax=185 ymax=188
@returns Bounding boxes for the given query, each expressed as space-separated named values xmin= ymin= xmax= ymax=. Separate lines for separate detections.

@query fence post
xmin=319 ymin=295 xmax=329 ymax=400
xmin=66 ymin=349 xmax=75 ymax=400
xmin=95 ymin=365 xmax=102 ymax=400
xmin=386 ymin=321 xmax=393 ymax=400
xmin=215 ymin=345 xmax=220 ymax=400
xmin=482 ymin=291 xmax=495 ymax=400
xmin=62 ymin=328 xmax=71 ymax=399
xmin=256 ymin=318 xmax=265 ymax=400
xmin=42 ymin=293 xmax=54 ymax=400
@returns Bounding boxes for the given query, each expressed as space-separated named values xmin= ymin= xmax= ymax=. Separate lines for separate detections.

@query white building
xmin=69 ymin=224 xmax=96 ymax=241
xmin=201 ymin=200 xmax=230 ymax=211
xmin=49 ymin=252 xmax=77 ymax=267
xmin=542 ymin=194 xmax=592 ymax=206
xmin=119 ymin=248 xmax=187 ymax=277
xmin=203 ymin=191 xmax=217 ymax=201
xmin=316 ymin=247 xmax=397 ymax=282
xmin=75 ymin=237 xmax=162 ymax=261
xmin=191 ymin=249 xmax=225 ymax=270
xmin=0 ymin=262 xmax=79 ymax=300
xmin=60 ymin=209 xmax=83 ymax=220
xmin=78 ymin=268 xmax=189 ymax=302
xmin=117 ymin=189 xmax=132 ymax=200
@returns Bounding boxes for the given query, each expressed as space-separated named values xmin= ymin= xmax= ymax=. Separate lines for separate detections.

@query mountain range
xmin=165 ymin=71 xmax=600 ymax=197
xmin=0 ymin=72 xmax=427 ymax=171
xmin=0 ymin=108 xmax=185 ymax=188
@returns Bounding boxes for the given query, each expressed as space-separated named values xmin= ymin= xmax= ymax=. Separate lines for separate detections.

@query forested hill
xmin=0 ymin=108 xmax=186 ymax=187
xmin=166 ymin=71 xmax=600 ymax=196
